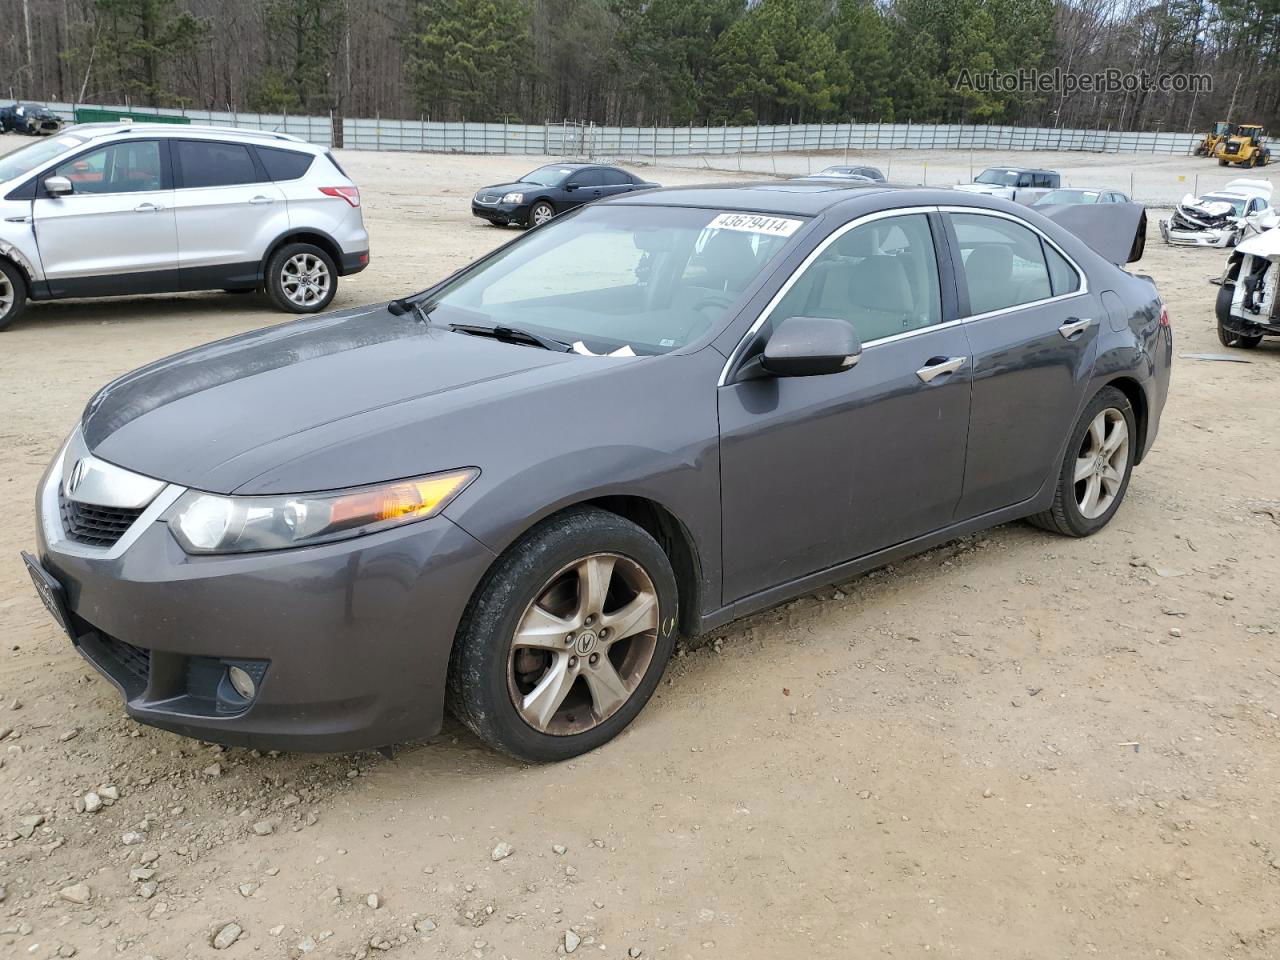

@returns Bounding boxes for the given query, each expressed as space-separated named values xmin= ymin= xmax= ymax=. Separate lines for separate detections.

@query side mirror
xmin=563 ymin=182 xmax=579 ymax=191
xmin=44 ymin=175 xmax=73 ymax=196
xmin=759 ymin=316 xmax=862 ymax=378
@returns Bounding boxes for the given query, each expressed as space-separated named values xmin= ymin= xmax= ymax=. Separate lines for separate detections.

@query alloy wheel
xmin=507 ymin=553 xmax=660 ymax=735
xmin=0 ymin=273 xmax=12 ymax=319
xmin=1074 ymin=408 xmax=1129 ymax=520
xmin=280 ymin=253 xmax=331 ymax=307
xmin=531 ymin=204 xmax=554 ymax=226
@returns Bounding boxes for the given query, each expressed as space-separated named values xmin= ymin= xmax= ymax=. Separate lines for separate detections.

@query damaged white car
xmin=1216 ymin=227 xmax=1280 ymax=348
xmin=1159 ymin=179 xmax=1276 ymax=248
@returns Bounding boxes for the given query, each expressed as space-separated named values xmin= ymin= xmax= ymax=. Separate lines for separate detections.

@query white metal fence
xmin=35 ymin=100 xmax=1229 ymax=158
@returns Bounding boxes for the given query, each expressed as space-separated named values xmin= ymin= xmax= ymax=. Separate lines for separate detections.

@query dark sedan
xmin=471 ymin=162 xmax=659 ymax=227
xmin=26 ymin=182 xmax=1172 ymax=762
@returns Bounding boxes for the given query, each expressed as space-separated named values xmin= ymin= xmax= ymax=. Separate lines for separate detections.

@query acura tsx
xmin=25 ymin=180 xmax=1172 ymax=761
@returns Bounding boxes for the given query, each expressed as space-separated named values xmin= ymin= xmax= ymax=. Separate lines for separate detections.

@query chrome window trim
xmin=717 ymin=205 xmax=941 ymax=386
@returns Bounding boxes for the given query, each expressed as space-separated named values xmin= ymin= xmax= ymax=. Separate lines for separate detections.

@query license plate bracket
xmin=21 ymin=551 xmax=75 ymax=641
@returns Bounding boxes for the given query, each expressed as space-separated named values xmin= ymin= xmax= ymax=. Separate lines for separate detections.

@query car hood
xmin=83 ymin=302 xmax=626 ymax=495
xmin=478 ymin=180 xmax=548 ymax=195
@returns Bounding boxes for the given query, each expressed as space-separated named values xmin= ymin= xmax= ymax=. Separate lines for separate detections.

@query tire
xmin=1219 ymin=158 xmax=1228 ymax=166
xmin=1029 ymin=386 xmax=1137 ymax=538
xmin=447 ymin=506 xmax=679 ymax=762
xmin=0 ymin=258 xmax=29 ymax=332
xmin=1245 ymin=155 xmax=1256 ymax=169
xmin=264 ymin=242 xmax=337 ymax=314
xmin=526 ymin=201 xmax=555 ymax=229
xmin=1216 ymin=285 xmax=1263 ymax=348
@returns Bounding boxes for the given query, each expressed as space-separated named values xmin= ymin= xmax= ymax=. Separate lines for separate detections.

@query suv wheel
xmin=448 ymin=507 xmax=678 ymax=762
xmin=1216 ymin=284 xmax=1263 ymax=348
xmin=1030 ymin=386 xmax=1136 ymax=537
xmin=266 ymin=242 xmax=337 ymax=313
xmin=0 ymin=259 xmax=29 ymax=332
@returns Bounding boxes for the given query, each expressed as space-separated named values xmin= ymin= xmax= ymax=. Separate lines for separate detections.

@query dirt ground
xmin=1 ymin=141 xmax=1279 ymax=960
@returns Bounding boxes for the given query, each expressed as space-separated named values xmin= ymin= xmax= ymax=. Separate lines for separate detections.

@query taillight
xmin=319 ymin=186 xmax=360 ymax=208
xmin=1159 ymin=305 xmax=1170 ymax=327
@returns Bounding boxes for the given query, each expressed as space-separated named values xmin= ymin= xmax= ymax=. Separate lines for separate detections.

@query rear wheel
xmin=1215 ymin=283 xmax=1263 ymax=348
xmin=0 ymin=259 xmax=29 ymax=332
xmin=447 ymin=507 xmax=678 ymax=762
xmin=265 ymin=242 xmax=337 ymax=314
xmin=1030 ymin=386 xmax=1136 ymax=537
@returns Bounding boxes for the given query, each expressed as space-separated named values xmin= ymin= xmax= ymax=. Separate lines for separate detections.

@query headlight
xmin=502 ymin=192 xmax=523 ymax=203
xmin=169 ymin=468 xmax=478 ymax=555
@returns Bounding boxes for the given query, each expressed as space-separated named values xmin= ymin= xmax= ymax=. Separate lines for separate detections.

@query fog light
xmin=227 ymin=666 xmax=256 ymax=700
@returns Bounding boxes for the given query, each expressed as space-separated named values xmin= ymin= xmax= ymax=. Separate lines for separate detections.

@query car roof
xmin=981 ymin=166 xmax=1058 ymax=174
xmin=64 ymin=122 xmax=315 ymax=149
xmin=605 ymin=180 xmax=910 ymax=216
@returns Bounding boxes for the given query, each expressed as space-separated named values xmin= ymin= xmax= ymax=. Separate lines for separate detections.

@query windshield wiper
xmin=448 ymin=322 xmax=573 ymax=352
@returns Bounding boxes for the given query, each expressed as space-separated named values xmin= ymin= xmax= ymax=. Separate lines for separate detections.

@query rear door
xmin=170 ymin=139 xmax=288 ymax=290
xmin=944 ymin=209 xmax=1098 ymax=520
xmin=32 ymin=138 xmax=178 ymax=296
xmin=718 ymin=210 xmax=973 ymax=602
xmin=598 ymin=168 xmax=637 ymax=197
xmin=564 ymin=168 xmax=607 ymax=209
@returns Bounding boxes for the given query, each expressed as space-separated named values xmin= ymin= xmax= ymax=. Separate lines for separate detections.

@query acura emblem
xmin=67 ymin=458 xmax=88 ymax=496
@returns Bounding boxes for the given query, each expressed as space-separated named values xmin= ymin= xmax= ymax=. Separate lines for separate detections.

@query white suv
xmin=0 ymin=123 xmax=369 ymax=330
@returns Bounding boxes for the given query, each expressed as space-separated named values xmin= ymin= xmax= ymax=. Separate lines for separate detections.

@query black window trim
xmin=171 ymin=137 xmax=269 ymax=190
xmin=938 ymin=206 xmax=1089 ymax=321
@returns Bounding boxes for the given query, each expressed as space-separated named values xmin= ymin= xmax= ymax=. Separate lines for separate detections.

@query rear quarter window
xmin=257 ymin=146 xmax=315 ymax=181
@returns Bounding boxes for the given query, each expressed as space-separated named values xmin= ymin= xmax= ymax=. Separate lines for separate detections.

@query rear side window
xmin=1044 ymin=244 xmax=1081 ymax=296
xmin=950 ymin=213 xmax=1053 ymax=315
xmin=176 ymin=140 xmax=261 ymax=188
xmin=257 ymin=146 xmax=314 ymax=181
xmin=599 ymin=168 xmax=631 ymax=185
xmin=572 ymin=169 xmax=607 ymax=187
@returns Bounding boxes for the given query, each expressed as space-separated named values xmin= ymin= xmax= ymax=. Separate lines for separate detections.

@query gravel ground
xmin=1 ymin=139 xmax=1279 ymax=960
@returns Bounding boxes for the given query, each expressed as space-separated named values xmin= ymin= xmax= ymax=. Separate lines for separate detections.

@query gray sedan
xmin=25 ymin=182 xmax=1173 ymax=761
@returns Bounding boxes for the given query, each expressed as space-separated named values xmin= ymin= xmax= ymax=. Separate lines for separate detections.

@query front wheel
xmin=448 ymin=507 xmax=678 ymax=762
xmin=526 ymin=201 xmax=555 ymax=228
xmin=265 ymin=242 xmax=337 ymax=313
xmin=1030 ymin=386 xmax=1136 ymax=537
xmin=0 ymin=258 xmax=29 ymax=332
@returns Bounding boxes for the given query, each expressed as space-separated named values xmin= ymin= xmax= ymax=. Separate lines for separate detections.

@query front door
xmin=944 ymin=210 xmax=1098 ymax=519
xmin=33 ymin=138 xmax=178 ymax=296
xmin=718 ymin=211 xmax=973 ymax=603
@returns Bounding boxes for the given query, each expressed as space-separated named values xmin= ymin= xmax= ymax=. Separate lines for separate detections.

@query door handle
xmin=1058 ymin=317 xmax=1093 ymax=339
xmin=916 ymin=356 xmax=966 ymax=383
xmin=134 ymin=202 xmax=161 ymax=212
xmin=248 ymin=196 xmax=274 ymax=205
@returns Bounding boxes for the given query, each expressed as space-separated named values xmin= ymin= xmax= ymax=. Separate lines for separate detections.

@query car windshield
xmin=818 ymin=167 xmax=855 ymax=176
xmin=0 ymin=132 xmax=86 ymax=183
xmin=427 ymin=205 xmax=802 ymax=356
xmin=1202 ymin=194 xmax=1248 ymax=216
xmin=521 ymin=165 xmax=576 ymax=186
xmin=1038 ymin=190 xmax=1100 ymax=205
xmin=975 ymin=169 xmax=1020 ymax=186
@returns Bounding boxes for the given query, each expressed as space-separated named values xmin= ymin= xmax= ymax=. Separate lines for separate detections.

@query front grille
xmin=476 ymin=193 xmax=500 ymax=204
xmin=59 ymin=495 xmax=143 ymax=547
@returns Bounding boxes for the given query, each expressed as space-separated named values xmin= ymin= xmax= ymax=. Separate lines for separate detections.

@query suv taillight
xmin=1159 ymin=305 xmax=1170 ymax=327
xmin=319 ymin=186 xmax=360 ymax=208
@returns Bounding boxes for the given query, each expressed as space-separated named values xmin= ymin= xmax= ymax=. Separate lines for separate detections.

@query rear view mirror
xmin=44 ymin=175 xmax=72 ymax=196
xmin=760 ymin=316 xmax=861 ymax=378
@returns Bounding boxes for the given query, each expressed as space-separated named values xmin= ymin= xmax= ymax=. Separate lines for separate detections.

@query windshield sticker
xmin=707 ymin=213 xmax=802 ymax=237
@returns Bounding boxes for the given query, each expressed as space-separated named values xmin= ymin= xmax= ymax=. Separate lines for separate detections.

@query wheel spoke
xmin=1073 ymin=456 xmax=1094 ymax=483
xmin=1101 ymin=418 xmax=1128 ymax=456
xmin=1099 ymin=463 xmax=1123 ymax=493
xmin=583 ymin=657 xmax=630 ymax=719
xmin=519 ymin=654 xmax=574 ymax=731
xmin=1079 ymin=474 xmax=1101 ymax=515
xmin=515 ymin=604 xmax=575 ymax=650
xmin=576 ymin=555 xmax=615 ymax=620
xmin=1087 ymin=413 xmax=1106 ymax=454
xmin=601 ymin=590 xmax=658 ymax=642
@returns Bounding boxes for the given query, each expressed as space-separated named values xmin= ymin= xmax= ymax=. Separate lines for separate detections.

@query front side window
xmin=176 ymin=140 xmax=260 ymax=188
xmin=951 ymin=213 xmax=1055 ymax=315
xmin=768 ymin=213 xmax=941 ymax=344
xmin=54 ymin=140 xmax=162 ymax=194
xmin=426 ymin=206 xmax=799 ymax=356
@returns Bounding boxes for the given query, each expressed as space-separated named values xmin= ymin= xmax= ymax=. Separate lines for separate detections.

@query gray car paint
xmin=34 ymin=181 xmax=1172 ymax=750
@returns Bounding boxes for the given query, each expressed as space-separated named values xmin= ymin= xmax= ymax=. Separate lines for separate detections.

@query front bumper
xmin=471 ymin=200 xmax=530 ymax=225
xmin=32 ymin=446 xmax=495 ymax=752
xmin=1159 ymin=219 xmax=1234 ymax=247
